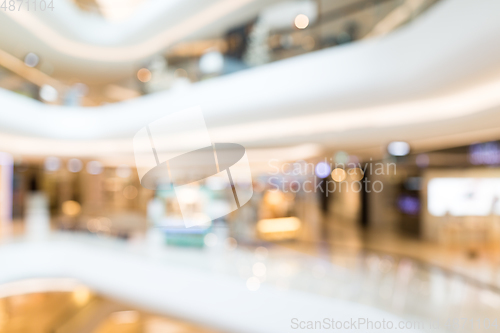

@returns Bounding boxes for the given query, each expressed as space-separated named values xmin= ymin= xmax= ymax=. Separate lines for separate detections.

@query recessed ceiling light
xmin=388 ymin=141 xmax=410 ymax=156
xmin=199 ymin=51 xmax=224 ymax=74
xmin=24 ymin=52 xmax=39 ymax=67
xmin=315 ymin=161 xmax=331 ymax=178
xmin=294 ymin=14 xmax=309 ymax=29
xmin=39 ymin=85 xmax=58 ymax=102
xmin=137 ymin=68 xmax=152 ymax=83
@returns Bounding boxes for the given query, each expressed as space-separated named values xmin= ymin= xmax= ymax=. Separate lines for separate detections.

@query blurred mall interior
xmin=1 ymin=0 xmax=500 ymax=332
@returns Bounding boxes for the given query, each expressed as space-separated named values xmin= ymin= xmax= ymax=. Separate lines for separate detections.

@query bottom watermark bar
xmin=291 ymin=318 xmax=499 ymax=330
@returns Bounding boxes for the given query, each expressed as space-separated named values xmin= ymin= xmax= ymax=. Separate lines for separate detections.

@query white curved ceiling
xmin=0 ymin=0 xmax=281 ymax=82
xmin=1 ymin=0 xmax=500 ymax=158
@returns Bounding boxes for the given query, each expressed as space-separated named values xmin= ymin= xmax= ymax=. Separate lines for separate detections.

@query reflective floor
xmin=0 ymin=287 xmax=220 ymax=333
xmin=3 ymin=205 xmax=500 ymax=333
xmin=1 ymin=228 xmax=500 ymax=332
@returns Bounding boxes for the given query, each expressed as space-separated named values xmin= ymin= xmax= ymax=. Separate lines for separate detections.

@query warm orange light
xmin=137 ymin=68 xmax=152 ymax=82
xmin=72 ymin=286 xmax=91 ymax=306
xmin=257 ymin=217 xmax=301 ymax=234
xmin=62 ymin=200 xmax=81 ymax=216
xmin=349 ymin=168 xmax=364 ymax=181
xmin=263 ymin=191 xmax=285 ymax=206
xmin=331 ymin=168 xmax=346 ymax=182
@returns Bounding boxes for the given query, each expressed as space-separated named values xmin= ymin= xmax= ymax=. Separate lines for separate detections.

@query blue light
xmin=315 ymin=162 xmax=331 ymax=179
xmin=398 ymin=195 xmax=420 ymax=215
xmin=469 ymin=142 xmax=500 ymax=165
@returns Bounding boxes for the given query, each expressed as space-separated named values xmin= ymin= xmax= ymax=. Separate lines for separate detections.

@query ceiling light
xmin=24 ymin=53 xmax=39 ymax=67
xmin=331 ymin=168 xmax=346 ymax=182
xmin=44 ymin=157 xmax=60 ymax=172
xmin=67 ymin=158 xmax=83 ymax=173
xmin=388 ymin=141 xmax=410 ymax=156
xmin=86 ymin=161 xmax=103 ymax=175
xmin=137 ymin=68 xmax=152 ymax=83
xmin=39 ymin=85 xmax=58 ymax=102
xmin=315 ymin=161 xmax=331 ymax=179
xmin=349 ymin=168 xmax=364 ymax=181
xmin=294 ymin=14 xmax=309 ymax=29
xmin=199 ymin=51 xmax=224 ymax=74
xmin=62 ymin=200 xmax=81 ymax=217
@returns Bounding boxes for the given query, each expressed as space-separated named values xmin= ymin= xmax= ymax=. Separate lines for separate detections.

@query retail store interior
xmin=1 ymin=0 xmax=500 ymax=332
